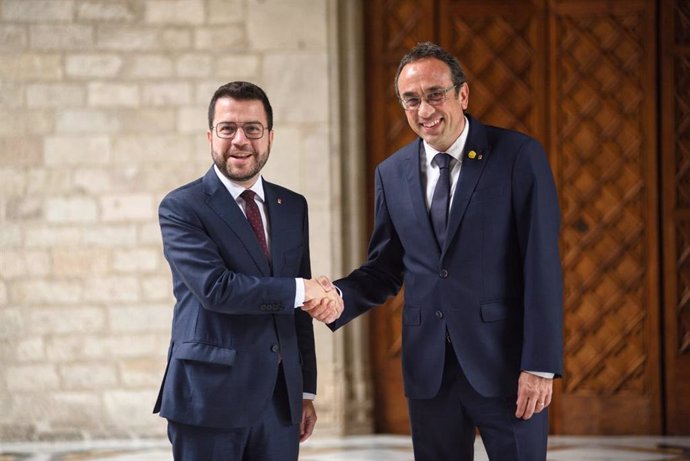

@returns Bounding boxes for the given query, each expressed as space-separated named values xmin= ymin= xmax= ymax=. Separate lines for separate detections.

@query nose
xmin=231 ymin=126 xmax=249 ymax=146
xmin=417 ymin=98 xmax=435 ymax=118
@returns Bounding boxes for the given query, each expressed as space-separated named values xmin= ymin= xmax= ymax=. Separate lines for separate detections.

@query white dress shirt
xmin=421 ymin=116 xmax=469 ymax=211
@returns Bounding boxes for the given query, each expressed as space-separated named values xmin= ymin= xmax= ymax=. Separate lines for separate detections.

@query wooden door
xmin=363 ymin=0 xmax=436 ymax=434
xmin=547 ymin=0 xmax=661 ymax=434
xmin=660 ymin=0 xmax=690 ymax=435
xmin=364 ymin=0 xmax=679 ymax=435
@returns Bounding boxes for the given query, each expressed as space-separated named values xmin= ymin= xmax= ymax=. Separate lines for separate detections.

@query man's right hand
xmin=302 ymin=276 xmax=343 ymax=324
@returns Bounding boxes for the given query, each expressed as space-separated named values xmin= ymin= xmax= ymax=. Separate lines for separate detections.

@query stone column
xmin=312 ymin=0 xmax=373 ymax=435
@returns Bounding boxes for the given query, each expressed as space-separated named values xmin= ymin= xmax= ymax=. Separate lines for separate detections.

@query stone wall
xmin=0 ymin=0 xmax=365 ymax=441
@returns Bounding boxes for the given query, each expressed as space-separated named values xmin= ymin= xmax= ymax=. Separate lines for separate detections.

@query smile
xmin=420 ymin=118 xmax=442 ymax=128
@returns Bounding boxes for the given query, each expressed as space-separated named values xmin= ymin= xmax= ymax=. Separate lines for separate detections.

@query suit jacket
xmin=153 ymin=167 xmax=316 ymax=429
xmin=333 ymin=115 xmax=563 ymax=399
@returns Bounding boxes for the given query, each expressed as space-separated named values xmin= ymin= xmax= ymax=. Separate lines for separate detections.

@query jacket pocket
xmin=175 ymin=341 xmax=236 ymax=366
xmin=480 ymin=302 xmax=511 ymax=322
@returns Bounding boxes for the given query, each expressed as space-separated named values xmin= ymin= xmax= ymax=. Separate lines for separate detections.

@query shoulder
xmin=465 ymin=117 xmax=551 ymax=178
xmin=157 ymin=176 xmax=207 ymax=227
xmin=477 ymin=125 xmax=555 ymax=182
xmin=483 ymin=123 xmax=543 ymax=153
xmin=264 ymin=181 xmax=304 ymax=200
xmin=160 ymin=176 xmax=204 ymax=208
xmin=263 ymin=181 xmax=307 ymax=207
xmin=378 ymin=138 xmax=420 ymax=172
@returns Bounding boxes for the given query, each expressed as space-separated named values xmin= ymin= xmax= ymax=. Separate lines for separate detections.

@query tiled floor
xmin=1 ymin=435 xmax=689 ymax=460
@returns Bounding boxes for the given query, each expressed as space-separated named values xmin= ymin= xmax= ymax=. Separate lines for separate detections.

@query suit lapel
xmin=202 ymin=168 xmax=271 ymax=275
xmin=444 ymin=117 xmax=490 ymax=254
xmin=402 ymin=140 xmax=440 ymax=254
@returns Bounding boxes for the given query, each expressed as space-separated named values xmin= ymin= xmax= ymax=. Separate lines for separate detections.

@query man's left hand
xmin=515 ymin=371 xmax=553 ymax=420
xmin=300 ymin=400 xmax=317 ymax=442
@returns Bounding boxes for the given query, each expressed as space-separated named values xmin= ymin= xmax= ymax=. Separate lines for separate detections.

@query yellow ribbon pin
xmin=468 ymin=150 xmax=477 ymax=159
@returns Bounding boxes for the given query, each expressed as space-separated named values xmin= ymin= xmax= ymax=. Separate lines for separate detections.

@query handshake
xmin=302 ymin=276 xmax=343 ymax=324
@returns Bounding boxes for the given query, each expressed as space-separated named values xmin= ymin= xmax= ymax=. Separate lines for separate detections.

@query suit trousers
xmin=167 ymin=366 xmax=299 ymax=461
xmin=407 ymin=341 xmax=548 ymax=461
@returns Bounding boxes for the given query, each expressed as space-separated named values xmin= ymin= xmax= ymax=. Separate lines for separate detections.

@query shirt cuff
xmin=294 ymin=278 xmax=305 ymax=308
xmin=302 ymin=392 xmax=316 ymax=400
xmin=525 ymin=370 xmax=554 ymax=379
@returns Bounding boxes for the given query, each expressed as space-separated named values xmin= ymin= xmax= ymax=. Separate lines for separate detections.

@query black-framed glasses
xmin=399 ymin=84 xmax=458 ymax=111
xmin=213 ymin=122 xmax=266 ymax=140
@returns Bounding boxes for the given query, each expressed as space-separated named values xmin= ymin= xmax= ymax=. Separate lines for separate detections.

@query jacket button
xmin=440 ymin=269 xmax=448 ymax=278
xmin=435 ymin=310 xmax=444 ymax=319
xmin=271 ymin=344 xmax=279 ymax=353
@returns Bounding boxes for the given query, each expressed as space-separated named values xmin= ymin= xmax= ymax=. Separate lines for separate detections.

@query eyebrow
xmin=216 ymin=119 xmax=263 ymax=124
xmin=401 ymin=85 xmax=448 ymax=97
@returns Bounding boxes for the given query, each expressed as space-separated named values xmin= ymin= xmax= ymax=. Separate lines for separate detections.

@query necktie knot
xmin=240 ymin=189 xmax=256 ymax=202
xmin=434 ymin=152 xmax=451 ymax=170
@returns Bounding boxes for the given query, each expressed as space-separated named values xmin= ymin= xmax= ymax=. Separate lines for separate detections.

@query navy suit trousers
xmin=167 ymin=366 xmax=299 ymax=461
xmin=408 ymin=341 xmax=548 ymax=461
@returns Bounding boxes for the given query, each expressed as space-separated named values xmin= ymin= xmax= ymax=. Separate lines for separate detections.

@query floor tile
xmin=0 ymin=435 xmax=688 ymax=460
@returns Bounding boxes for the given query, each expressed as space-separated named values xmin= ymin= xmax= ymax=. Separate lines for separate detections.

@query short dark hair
xmin=207 ymin=81 xmax=273 ymax=131
xmin=394 ymin=42 xmax=467 ymax=98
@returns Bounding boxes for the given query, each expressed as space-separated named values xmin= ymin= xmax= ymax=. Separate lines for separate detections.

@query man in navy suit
xmin=154 ymin=81 xmax=341 ymax=461
xmin=307 ymin=42 xmax=563 ymax=460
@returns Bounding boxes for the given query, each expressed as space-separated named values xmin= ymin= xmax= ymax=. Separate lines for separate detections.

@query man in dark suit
xmin=307 ymin=42 xmax=563 ymax=460
xmin=154 ymin=81 xmax=340 ymax=461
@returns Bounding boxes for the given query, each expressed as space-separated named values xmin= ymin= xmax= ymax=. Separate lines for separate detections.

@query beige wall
xmin=0 ymin=0 xmax=370 ymax=441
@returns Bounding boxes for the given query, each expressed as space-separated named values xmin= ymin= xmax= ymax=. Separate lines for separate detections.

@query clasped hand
xmin=301 ymin=276 xmax=343 ymax=324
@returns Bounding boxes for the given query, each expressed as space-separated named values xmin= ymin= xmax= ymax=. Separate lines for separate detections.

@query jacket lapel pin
xmin=277 ymin=198 xmax=283 ymax=204
xmin=467 ymin=150 xmax=482 ymax=160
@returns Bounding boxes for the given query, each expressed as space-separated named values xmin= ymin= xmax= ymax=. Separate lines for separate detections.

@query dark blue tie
xmin=430 ymin=153 xmax=452 ymax=249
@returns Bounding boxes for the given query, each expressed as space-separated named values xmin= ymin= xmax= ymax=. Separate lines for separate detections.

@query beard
xmin=211 ymin=140 xmax=271 ymax=184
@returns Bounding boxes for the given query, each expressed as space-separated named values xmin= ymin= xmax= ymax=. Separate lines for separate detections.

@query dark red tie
xmin=240 ymin=189 xmax=270 ymax=260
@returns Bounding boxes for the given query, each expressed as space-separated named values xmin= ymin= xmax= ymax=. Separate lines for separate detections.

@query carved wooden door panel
xmin=661 ymin=0 xmax=690 ymax=435
xmin=364 ymin=0 xmax=674 ymax=434
xmin=439 ymin=0 xmax=546 ymax=139
xmin=549 ymin=0 xmax=661 ymax=434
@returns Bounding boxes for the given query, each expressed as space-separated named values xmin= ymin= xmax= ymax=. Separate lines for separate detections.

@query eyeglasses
xmin=213 ymin=122 xmax=266 ymax=140
xmin=399 ymin=84 xmax=458 ymax=111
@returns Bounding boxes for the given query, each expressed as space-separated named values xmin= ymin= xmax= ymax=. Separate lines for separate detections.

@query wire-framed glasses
xmin=213 ymin=122 xmax=266 ymax=140
xmin=399 ymin=84 xmax=458 ymax=111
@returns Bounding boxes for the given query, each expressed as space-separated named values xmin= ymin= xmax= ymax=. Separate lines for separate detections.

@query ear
xmin=459 ymin=82 xmax=469 ymax=111
xmin=268 ymin=129 xmax=275 ymax=144
xmin=207 ymin=129 xmax=212 ymax=144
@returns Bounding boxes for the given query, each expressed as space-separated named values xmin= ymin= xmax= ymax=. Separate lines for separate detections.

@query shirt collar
xmin=423 ymin=115 xmax=470 ymax=166
xmin=213 ymin=164 xmax=265 ymax=203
